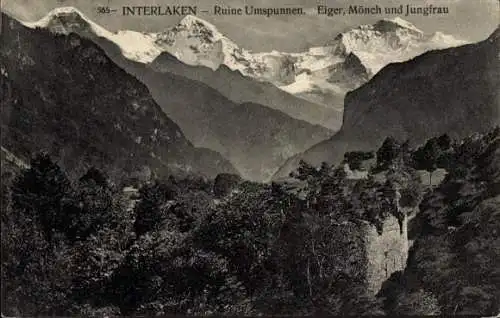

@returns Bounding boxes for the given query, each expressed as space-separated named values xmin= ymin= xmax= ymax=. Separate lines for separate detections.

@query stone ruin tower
xmin=362 ymin=188 xmax=409 ymax=295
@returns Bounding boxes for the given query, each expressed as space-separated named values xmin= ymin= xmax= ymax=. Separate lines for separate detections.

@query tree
xmin=341 ymin=286 xmax=386 ymax=316
xmin=344 ymin=151 xmax=374 ymax=170
xmin=213 ymin=173 xmax=242 ymax=198
xmin=195 ymin=182 xmax=288 ymax=297
xmin=292 ymin=160 xmax=332 ymax=181
xmin=11 ymin=152 xmax=73 ymax=242
xmin=133 ymin=180 xmax=178 ymax=236
xmin=413 ymin=138 xmax=442 ymax=186
xmin=376 ymin=137 xmax=401 ymax=170
xmin=79 ymin=166 xmax=109 ymax=187
xmin=3 ymin=153 xmax=75 ymax=315
xmin=169 ymin=189 xmax=213 ymax=232
xmin=1 ymin=215 xmax=74 ymax=315
xmin=437 ymin=133 xmax=452 ymax=150
xmin=64 ymin=167 xmax=116 ymax=242
xmin=69 ymin=169 xmax=134 ymax=313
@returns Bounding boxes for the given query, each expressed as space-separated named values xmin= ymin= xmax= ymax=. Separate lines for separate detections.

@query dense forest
xmin=1 ymin=127 xmax=499 ymax=316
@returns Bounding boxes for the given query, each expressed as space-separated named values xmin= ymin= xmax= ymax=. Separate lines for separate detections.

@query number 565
xmin=97 ymin=6 xmax=111 ymax=14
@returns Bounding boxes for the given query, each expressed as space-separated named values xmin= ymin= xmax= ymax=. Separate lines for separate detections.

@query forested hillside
xmin=3 ymin=127 xmax=498 ymax=316
xmin=1 ymin=13 xmax=237 ymax=182
xmin=381 ymin=127 xmax=500 ymax=315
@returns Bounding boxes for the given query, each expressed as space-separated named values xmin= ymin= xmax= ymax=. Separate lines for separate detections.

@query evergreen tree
xmin=79 ymin=166 xmax=109 ymax=187
xmin=133 ymin=181 xmax=178 ymax=236
xmin=68 ymin=167 xmax=115 ymax=242
xmin=376 ymin=137 xmax=401 ymax=170
xmin=437 ymin=133 xmax=452 ymax=150
xmin=344 ymin=151 xmax=374 ymax=170
xmin=213 ymin=173 xmax=242 ymax=198
xmin=11 ymin=152 xmax=73 ymax=242
xmin=4 ymin=153 xmax=74 ymax=315
xmin=413 ymin=138 xmax=442 ymax=186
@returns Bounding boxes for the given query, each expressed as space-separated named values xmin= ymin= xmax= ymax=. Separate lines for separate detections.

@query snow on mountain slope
xmin=155 ymin=15 xmax=249 ymax=71
xmin=22 ymin=7 xmax=467 ymax=113
xmin=155 ymin=14 xmax=465 ymax=93
xmin=332 ymin=18 xmax=467 ymax=74
xmin=21 ymin=8 xmax=292 ymax=84
xmin=279 ymin=18 xmax=466 ymax=108
xmin=155 ymin=14 xmax=299 ymax=85
xmin=385 ymin=17 xmax=423 ymax=34
xmin=21 ymin=7 xmax=161 ymax=63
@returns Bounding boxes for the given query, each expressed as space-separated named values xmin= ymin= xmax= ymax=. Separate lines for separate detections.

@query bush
xmin=394 ymin=290 xmax=441 ymax=315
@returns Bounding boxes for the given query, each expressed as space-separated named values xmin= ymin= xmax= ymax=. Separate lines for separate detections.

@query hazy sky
xmin=2 ymin=0 xmax=499 ymax=51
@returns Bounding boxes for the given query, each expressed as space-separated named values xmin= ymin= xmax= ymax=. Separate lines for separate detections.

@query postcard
xmin=1 ymin=0 xmax=499 ymax=316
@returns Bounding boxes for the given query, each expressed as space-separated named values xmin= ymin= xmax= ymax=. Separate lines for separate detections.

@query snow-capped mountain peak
xmin=177 ymin=14 xmax=221 ymax=37
xmin=22 ymin=6 xmax=110 ymax=37
xmin=377 ymin=17 xmax=424 ymax=34
xmin=154 ymin=15 xmax=249 ymax=71
xmin=19 ymin=9 xmax=468 ymax=114
xmin=162 ymin=14 xmax=226 ymax=45
xmin=330 ymin=17 xmax=465 ymax=74
xmin=24 ymin=6 xmax=85 ymax=26
xmin=21 ymin=6 xmax=161 ymax=63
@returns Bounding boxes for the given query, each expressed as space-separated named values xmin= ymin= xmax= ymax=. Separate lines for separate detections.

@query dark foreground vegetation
xmin=1 ymin=128 xmax=499 ymax=316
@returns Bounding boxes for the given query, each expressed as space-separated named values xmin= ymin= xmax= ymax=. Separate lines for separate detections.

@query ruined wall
xmin=362 ymin=213 xmax=409 ymax=295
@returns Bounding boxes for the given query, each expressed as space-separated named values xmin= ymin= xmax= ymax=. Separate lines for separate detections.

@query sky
xmin=2 ymin=0 xmax=499 ymax=52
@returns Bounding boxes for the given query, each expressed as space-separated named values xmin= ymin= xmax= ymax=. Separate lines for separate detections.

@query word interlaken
xmin=122 ymin=6 xmax=198 ymax=16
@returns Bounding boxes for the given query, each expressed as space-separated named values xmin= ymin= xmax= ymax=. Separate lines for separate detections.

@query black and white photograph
xmin=1 ymin=0 xmax=499 ymax=316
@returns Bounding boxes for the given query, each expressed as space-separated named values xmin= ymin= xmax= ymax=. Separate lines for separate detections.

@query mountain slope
xmin=20 ymin=9 xmax=332 ymax=181
xmin=21 ymin=6 xmax=162 ymax=63
xmin=154 ymin=15 xmax=466 ymax=117
xmin=155 ymin=14 xmax=464 ymax=88
xmin=274 ymin=28 xmax=500 ymax=180
xmin=279 ymin=18 xmax=466 ymax=109
xmin=149 ymin=53 xmax=343 ymax=130
xmin=22 ymin=7 xmax=340 ymax=130
xmin=0 ymin=13 xmax=237 ymax=181
xmin=103 ymin=49 xmax=332 ymax=181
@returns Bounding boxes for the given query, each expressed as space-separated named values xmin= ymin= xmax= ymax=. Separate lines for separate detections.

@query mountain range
xmin=0 ymin=13 xmax=238 ymax=182
xmin=9 ymin=9 xmax=334 ymax=182
xmin=4 ymin=7 xmax=495 ymax=183
xmin=274 ymin=27 xmax=500 ymax=179
xmin=21 ymin=7 xmax=466 ymax=131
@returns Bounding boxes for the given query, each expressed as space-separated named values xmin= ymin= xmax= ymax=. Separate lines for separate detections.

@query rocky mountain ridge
xmin=274 ymin=27 xmax=500 ymax=179
xmin=21 ymin=7 xmax=466 ymax=129
xmin=1 ymin=13 xmax=237 ymax=181
xmin=15 ymin=9 xmax=333 ymax=181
